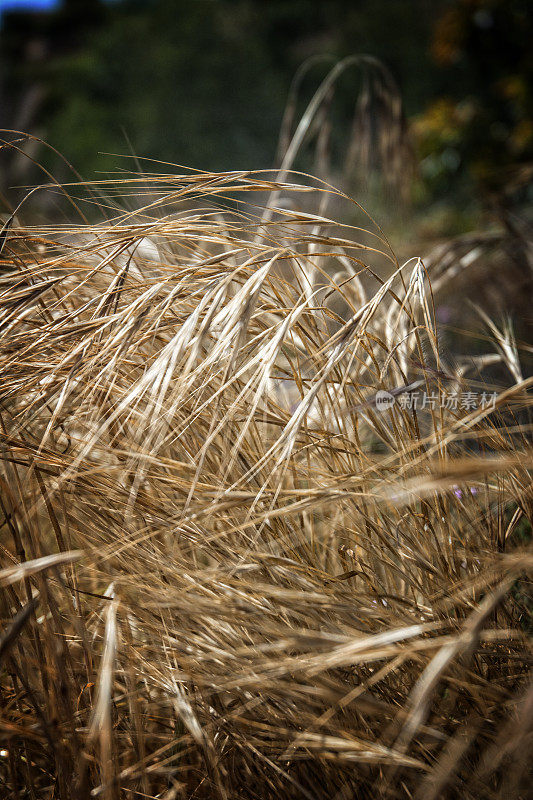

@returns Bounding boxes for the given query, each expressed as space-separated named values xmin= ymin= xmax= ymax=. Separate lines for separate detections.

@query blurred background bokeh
xmin=1 ymin=0 xmax=532 ymax=227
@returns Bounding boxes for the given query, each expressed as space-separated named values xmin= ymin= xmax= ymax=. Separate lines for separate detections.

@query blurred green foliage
xmin=1 ymin=0 xmax=532 ymax=213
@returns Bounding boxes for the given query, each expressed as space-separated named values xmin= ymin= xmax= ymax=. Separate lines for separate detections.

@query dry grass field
xmin=0 ymin=166 xmax=531 ymax=799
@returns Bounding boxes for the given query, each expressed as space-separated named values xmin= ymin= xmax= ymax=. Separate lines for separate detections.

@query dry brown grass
xmin=0 ymin=169 xmax=531 ymax=799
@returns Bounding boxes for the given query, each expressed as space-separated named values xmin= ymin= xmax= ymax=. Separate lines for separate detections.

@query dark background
xmin=0 ymin=0 xmax=532 ymax=232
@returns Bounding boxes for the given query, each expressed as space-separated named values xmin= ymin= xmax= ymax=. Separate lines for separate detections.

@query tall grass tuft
xmin=0 ymin=169 xmax=531 ymax=799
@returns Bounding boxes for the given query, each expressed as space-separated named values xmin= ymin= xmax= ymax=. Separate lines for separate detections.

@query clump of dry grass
xmin=0 ymin=169 xmax=531 ymax=800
